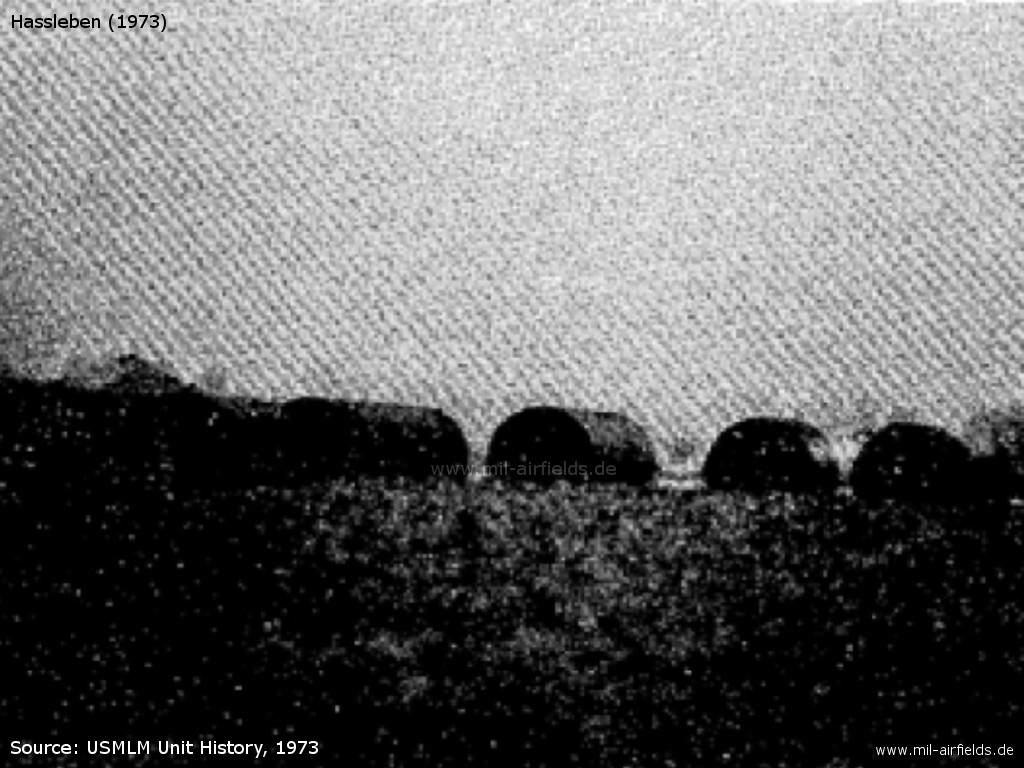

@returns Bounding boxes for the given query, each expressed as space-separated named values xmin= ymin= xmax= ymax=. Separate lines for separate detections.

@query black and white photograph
xmin=2 ymin=2 xmax=1022 ymax=765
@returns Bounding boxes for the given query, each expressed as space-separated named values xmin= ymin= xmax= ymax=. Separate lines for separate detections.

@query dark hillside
xmin=1 ymin=468 xmax=1019 ymax=766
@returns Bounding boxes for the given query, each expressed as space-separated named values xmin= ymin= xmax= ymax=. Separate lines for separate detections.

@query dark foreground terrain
xmin=1 ymin=474 xmax=1021 ymax=767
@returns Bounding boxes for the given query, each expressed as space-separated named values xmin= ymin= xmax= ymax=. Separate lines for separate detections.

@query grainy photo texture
xmin=1 ymin=2 xmax=1022 ymax=766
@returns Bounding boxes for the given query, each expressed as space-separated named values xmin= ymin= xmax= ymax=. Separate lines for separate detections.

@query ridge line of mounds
xmin=2 ymin=355 xmax=1023 ymax=503
xmin=701 ymin=415 xmax=1024 ymax=505
xmin=487 ymin=409 xmax=1024 ymax=507
xmin=0 ymin=357 xmax=470 ymax=494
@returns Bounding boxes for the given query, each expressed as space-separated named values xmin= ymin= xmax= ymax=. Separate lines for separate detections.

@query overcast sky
xmin=2 ymin=2 xmax=1022 ymax=455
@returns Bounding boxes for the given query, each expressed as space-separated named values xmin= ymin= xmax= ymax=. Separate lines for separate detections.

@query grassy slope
xmin=1 ymin=477 xmax=1021 ymax=767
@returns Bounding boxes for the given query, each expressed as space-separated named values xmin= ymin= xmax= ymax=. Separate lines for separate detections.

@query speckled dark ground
xmin=2 ymin=477 xmax=1020 ymax=767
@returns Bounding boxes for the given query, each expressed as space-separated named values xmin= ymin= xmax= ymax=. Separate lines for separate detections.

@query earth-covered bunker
xmin=485 ymin=406 xmax=659 ymax=485
xmin=702 ymin=416 xmax=840 ymax=494
xmin=850 ymin=421 xmax=973 ymax=504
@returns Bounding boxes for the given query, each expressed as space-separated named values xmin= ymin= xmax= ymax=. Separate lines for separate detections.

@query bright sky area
xmin=2 ymin=2 xmax=1022 ymax=458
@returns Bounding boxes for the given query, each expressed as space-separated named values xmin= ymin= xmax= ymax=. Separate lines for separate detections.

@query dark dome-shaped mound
xmin=267 ymin=397 xmax=470 ymax=485
xmin=345 ymin=401 xmax=470 ymax=481
xmin=485 ymin=406 xmax=658 ymax=485
xmin=702 ymin=417 xmax=839 ymax=494
xmin=850 ymin=422 xmax=972 ymax=504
